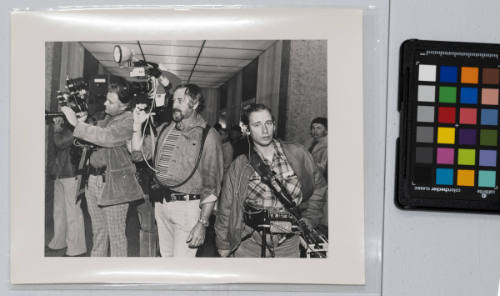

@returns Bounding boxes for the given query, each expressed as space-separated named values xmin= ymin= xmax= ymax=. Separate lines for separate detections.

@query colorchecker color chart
xmin=397 ymin=40 xmax=500 ymax=213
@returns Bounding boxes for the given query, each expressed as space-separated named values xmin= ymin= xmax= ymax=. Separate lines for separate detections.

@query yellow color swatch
xmin=437 ymin=127 xmax=455 ymax=144
xmin=457 ymin=169 xmax=475 ymax=187
xmin=461 ymin=67 xmax=479 ymax=84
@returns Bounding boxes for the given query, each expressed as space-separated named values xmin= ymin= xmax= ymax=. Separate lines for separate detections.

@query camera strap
xmin=245 ymin=148 xmax=328 ymax=257
xmin=247 ymin=148 xmax=298 ymax=213
xmin=151 ymin=123 xmax=211 ymax=189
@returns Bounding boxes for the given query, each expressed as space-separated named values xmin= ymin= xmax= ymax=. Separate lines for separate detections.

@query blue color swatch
xmin=436 ymin=168 xmax=454 ymax=185
xmin=460 ymin=87 xmax=478 ymax=104
xmin=440 ymin=66 xmax=458 ymax=83
xmin=481 ymin=109 xmax=498 ymax=126
xmin=479 ymin=150 xmax=497 ymax=167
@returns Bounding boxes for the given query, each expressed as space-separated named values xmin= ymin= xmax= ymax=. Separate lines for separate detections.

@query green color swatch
xmin=458 ymin=148 xmax=475 ymax=165
xmin=439 ymin=86 xmax=457 ymax=103
xmin=480 ymin=129 xmax=498 ymax=146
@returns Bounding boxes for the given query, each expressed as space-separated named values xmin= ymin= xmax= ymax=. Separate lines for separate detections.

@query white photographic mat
xmin=10 ymin=8 xmax=365 ymax=285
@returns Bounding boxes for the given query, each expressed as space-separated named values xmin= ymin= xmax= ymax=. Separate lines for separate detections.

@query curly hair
xmin=173 ymin=83 xmax=205 ymax=112
xmin=311 ymin=117 xmax=327 ymax=130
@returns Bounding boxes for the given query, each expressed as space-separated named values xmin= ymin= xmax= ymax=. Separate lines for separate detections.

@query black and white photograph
xmin=11 ymin=8 xmax=364 ymax=285
xmin=44 ymin=40 xmax=329 ymax=259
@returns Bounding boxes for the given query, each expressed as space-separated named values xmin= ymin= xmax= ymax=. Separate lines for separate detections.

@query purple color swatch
xmin=479 ymin=150 xmax=497 ymax=167
xmin=458 ymin=128 xmax=477 ymax=145
xmin=437 ymin=148 xmax=454 ymax=164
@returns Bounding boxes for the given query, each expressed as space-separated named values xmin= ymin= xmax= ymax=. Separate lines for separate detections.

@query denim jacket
xmin=74 ymin=111 xmax=143 ymax=206
xmin=214 ymin=141 xmax=327 ymax=252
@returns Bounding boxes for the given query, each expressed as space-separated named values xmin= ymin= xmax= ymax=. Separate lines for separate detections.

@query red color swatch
xmin=459 ymin=108 xmax=477 ymax=125
xmin=438 ymin=107 xmax=456 ymax=124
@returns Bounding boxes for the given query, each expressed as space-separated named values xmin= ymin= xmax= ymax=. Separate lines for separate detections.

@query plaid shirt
xmin=246 ymin=140 xmax=303 ymax=209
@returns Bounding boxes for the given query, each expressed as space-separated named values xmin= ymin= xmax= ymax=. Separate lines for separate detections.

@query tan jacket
xmin=74 ymin=111 xmax=143 ymax=206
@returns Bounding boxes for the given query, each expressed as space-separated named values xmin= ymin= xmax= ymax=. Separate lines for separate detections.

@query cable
xmin=188 ymin=40 xmax=206 ymax=83
xmin=135 ymin=79 xmax=160 ymax=173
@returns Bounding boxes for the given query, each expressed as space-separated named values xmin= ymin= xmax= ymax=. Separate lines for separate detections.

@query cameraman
xmin=132 ymin=83 xmax=224 ymax=257
xmin=61 ymin=75 xmax=143 ymax=257
xmin=47 ymin=116 xmax=86 ymax=256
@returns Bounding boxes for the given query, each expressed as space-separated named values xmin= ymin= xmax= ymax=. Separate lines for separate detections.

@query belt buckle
xmin=170 ymin=193 xmax=187 ymax=201
xmin=168 ymin=193 xmax=178 ymax=202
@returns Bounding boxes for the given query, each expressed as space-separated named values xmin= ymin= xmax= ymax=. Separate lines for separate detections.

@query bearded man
xmin=132 ymin=83 xmax=223 ymax=257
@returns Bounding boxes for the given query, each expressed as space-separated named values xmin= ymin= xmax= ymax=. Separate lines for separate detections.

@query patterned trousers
xmin=86 ymin=175 xmax=129 ymax=257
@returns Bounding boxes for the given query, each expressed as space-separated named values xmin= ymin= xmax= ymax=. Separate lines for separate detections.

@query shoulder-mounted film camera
xmin=45 ymin=77 xmax=89 ymax=123
xmin=113 ymin=44 xmax=170 ymax=114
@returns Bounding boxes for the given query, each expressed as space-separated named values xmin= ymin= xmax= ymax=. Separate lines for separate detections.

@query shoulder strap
xmin=153 ymin=123 xmax=170 ymax=163
xmin=247 ymin=148 xmax=297 ymax=210
xmin=155 ymin=124 xmax=211 ymax=189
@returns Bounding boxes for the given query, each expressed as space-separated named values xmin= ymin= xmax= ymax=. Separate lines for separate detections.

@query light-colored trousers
xmin=86 ymin=175 xmax=129 ymax=257
xmin=155 ymin=199 xmax=200 ymax=257
xmin=48 ymin=177 xmax=87 ymax=256
xmin=136 ymin=195 xmax=157 ymax=257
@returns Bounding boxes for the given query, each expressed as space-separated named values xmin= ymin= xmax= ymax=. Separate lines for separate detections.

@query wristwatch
xmin=198 ymin=216 xmax=210 ymax=227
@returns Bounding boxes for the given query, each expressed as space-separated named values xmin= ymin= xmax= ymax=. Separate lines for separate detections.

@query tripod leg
xmin=261 ymin=229 xmax=266 ymax=258
xmin=75 ymin=147 xmax=88 ymax=205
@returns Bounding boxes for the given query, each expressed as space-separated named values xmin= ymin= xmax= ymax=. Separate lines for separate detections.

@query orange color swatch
xmin=461 ymin=67 xmax=479 ymax=84
xmin=457 ymin=169 xmax=475 ymax=186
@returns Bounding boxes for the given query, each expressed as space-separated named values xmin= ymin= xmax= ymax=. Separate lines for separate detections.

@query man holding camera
xmin=132 ymin=83 xmax=223 ymax=257
xmin=215 ymin=103 xmax=327 ymax=257
xmin=61 ymin=76 xmax=144 ymax=257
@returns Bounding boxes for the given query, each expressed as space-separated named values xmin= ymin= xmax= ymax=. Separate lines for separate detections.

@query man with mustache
xmin=132 ymin=84 xmax=223 ymax=257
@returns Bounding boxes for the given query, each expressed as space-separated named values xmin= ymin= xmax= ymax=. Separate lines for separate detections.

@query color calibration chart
xmin=417 ymin=64 xmax=497 ymax=189
xmin=398 ymin=40 xmax=500 ymax=212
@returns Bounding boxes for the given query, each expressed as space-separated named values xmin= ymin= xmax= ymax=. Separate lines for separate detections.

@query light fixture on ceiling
xmin=113 ymin=45 xmax=134 ymax=66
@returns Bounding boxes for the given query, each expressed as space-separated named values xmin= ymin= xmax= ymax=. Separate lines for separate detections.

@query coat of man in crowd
xmin=305 ymin=117 xmax=328 ymax=227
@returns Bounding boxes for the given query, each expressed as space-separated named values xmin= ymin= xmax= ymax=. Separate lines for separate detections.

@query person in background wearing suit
xmin=305 ymin=117 xmax=328 ymax=229
xmin=214 ymin=123 xmax=234 ymax=175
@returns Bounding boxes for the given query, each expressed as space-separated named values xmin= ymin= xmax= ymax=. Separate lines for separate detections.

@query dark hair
xmin=311 ymin=117 xmax=327 ymax=130
xmin=242 ymin=103 xmax=274 ymax=126
xmin=230 ymin=125 xmax=242 ymax=133
xmin=107 ymin=75 xmax=132 ymax=106
xmin=173 ymin=83 xmax=205 ymax=112
xmin=213 ymin=123 xmax=223 ymax=132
